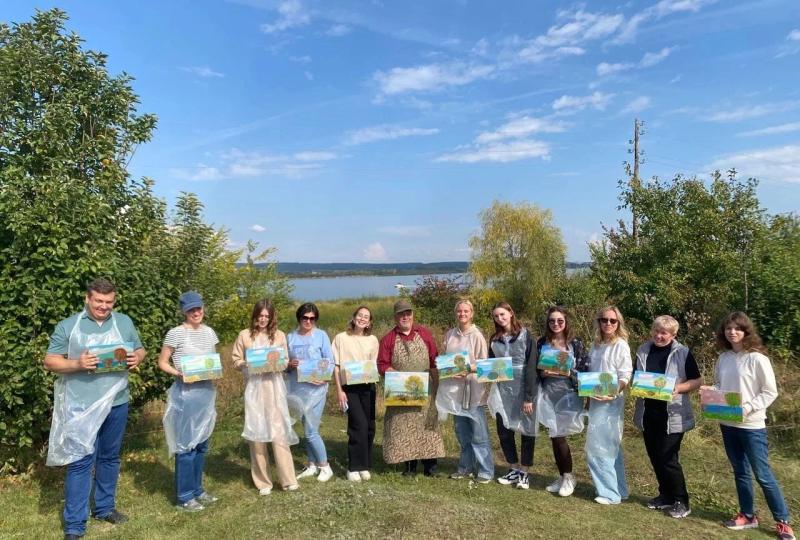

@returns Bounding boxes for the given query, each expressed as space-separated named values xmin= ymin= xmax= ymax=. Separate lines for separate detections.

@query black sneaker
xmin=666 ymin=501 xmax=691 ymax=519
xmin=497 ymin=469 xmax=521 ymax=485
xmin=646 ymin=496 xmax=672 ymax=510
xmin=95 ymin=509 xmax=128 ymax=525
xmin=516 ymin=473 xmax=530 ymax=490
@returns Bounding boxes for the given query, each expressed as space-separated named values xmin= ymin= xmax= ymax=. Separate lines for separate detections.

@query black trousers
xmin=643 ymin=425 xmax=688 ymax=505
xmin=344 ymin=383 xmax=376 ymax=471
xmin=495 ymin=413 xmax=534 ymax=467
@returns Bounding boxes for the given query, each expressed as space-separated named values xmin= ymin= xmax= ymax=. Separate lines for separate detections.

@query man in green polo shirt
xmin=44 ymin=278 xmax=145 ymax=540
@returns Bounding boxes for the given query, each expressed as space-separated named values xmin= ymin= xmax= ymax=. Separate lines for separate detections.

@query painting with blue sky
xmin=4 ymin=0 xmax=797 ymax=263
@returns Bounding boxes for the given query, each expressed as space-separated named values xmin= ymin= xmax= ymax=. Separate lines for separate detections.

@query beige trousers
xmin=249 ymin=440 xmax=297 ymax=490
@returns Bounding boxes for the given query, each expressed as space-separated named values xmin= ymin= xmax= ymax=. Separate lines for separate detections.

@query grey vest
xmin=632 ymin=340 xmax=696 ymax=434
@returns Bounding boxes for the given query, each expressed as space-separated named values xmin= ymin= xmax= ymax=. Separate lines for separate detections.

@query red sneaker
xmin=776 ymin=521 xmax=796 ymax=540
xmin=723 ymin=512 xmax=759 ymax=530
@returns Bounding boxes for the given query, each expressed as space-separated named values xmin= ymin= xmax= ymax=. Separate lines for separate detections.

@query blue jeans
xmin=175 ymin=438 xmax=209 ymax=504
xmin=303 ymin=397 xmax=328 ymax=464
xmin=63 ymin=402 xmax=128 ymax=536
xmin=720 ymin=425 xmax=790 ymax=522
xmin=454 ymin=409 xmax=494 ymax=480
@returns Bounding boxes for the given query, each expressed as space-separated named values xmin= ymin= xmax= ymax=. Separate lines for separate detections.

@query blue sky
xmin=4 ymin=0 xmax=800 ymax=263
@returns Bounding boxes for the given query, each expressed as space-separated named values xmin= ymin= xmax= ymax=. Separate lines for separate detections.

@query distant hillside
xmin=246 ymin=261 xmax=591 ymax=278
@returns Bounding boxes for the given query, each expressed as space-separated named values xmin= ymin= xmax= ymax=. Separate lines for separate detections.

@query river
xmin=288 ymin=273 xmax=466 ymax=301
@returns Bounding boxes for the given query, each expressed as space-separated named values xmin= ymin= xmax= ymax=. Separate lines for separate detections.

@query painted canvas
xmin=630 ymin=371 xmax=676 ymax=401
xmin=435 ymin=351 xmax=471 ymax=379
xmin=474 ymin=357 xmax=513 ymax=383
xmin=700 ymin=387 xmax=743 ymax=422
xmin=246 ymin=346 xmax=288 ymax=374
xmin=384 ymin=371 xmax=429 ymax=406
xmin=297 ymin=358 xmax=334 ymax=383
xmin=341 ymin=359 xmax=380 ymax=385
xmin=577 ymin=372 xmax=618 ymax=398
xmin=88 ymin=342 xmax=134 ymax=373
xmin=537 ymin=345 xmax=574 ymax=377
xmin=180 ymin=353 xmax=223 ymax=383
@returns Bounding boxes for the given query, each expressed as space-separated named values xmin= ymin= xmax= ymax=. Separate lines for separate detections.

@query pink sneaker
xmin=776 ymin=521 xmax=796 ymax=540
xmin=723 ymin=512 xmax=759 ymax=530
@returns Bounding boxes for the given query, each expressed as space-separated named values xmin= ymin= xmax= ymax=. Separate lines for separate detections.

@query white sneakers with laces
xmin=296 ymin=464 xmax=319 ymax=480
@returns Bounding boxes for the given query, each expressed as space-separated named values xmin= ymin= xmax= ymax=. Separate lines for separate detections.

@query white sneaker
xmin=559 ymin=473 xmax=576 ymax=497
xmin=317 ymin=465 xmax=334 ymax=482
xmin=346 ymin=471 xmax=361 ymax=482
xmin=359 ymin=471 xmax=371 ymax=481
xmin=259 ymin=487 xmax=272 ymax=496
xmin=594 ymin=496 xmax=620 ymax=505
xmin=284 ymin=484 xmax=299 ymax=491
xmin=545 ymin=476 xmax=563 ymax=493
xmin=296 ymin=464 xmax=318 ymax=480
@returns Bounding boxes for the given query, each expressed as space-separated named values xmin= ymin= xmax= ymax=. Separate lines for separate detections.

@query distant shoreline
xmin=244 ymin=261 xmax=591 ymax=279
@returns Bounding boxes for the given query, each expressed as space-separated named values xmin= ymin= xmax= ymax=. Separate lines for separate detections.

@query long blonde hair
xmin=593 ymin=305 xmax=629 ymax=345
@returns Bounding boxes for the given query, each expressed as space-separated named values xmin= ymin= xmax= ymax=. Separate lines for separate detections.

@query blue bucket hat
xmin=179 ymin=291 xmax=204 ymax=313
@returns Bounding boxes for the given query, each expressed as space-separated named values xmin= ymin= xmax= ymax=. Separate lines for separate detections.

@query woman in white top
xmin=585 ymin=305 xmax=632 ymax=505
xmin=231 ymin=299 xmax=299 ymax=495
xmin=712 ymin=312 xmax=794 ymax=540
xmin=332 ymin=306 xmax=380 ymax=481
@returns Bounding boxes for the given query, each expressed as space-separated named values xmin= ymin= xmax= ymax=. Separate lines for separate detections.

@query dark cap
xmin=393 ymin=299 xmax=413 ymax=314
xmin=179 ymin=291 xmax=204 ymax=313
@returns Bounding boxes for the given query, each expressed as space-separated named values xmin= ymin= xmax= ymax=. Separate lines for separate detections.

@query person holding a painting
xmin=332 ymin=305 xmax=380 ymax=481
xmin=712 ymin=312 xmax=794 ymax=540
xmin=487 ymin=301 xmax=538 ymax=490
xmin=378 ymin=299 xmax=444 ymax=476
xmin=158 ymin=291 xmax=220 ymax=512
xmin=437 ymin=299 xmax=493 ymax=483
xmin=535 ymin=306 xmax=590 ymax=498
xmin=286 ymin=302 xmax=334 ymax=483
xmin=632 ymin=315 xmax=701 ymax=519
xmin=231 ymin=299 xmax=299 ymax=495
xmin=585 ymin=305 xmax=632 ymax=506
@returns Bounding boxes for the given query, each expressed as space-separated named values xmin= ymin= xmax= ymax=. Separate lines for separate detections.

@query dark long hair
xmin=347 ymin=305 xmax=373 ymax=336
xmin=715 ymin=311 xmax=765 ymax=353
xmin=543 ymin=305 xmax=574 ymax=344
xmin=249 ymin=299 xmax=277 ymax=342
xmin=491 ymin=301 xmax=522 ymax=342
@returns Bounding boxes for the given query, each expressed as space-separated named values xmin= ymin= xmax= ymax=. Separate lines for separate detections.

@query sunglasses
xmin=548 ymin=318 xmax=565 ymax=325
xmin=300 ymin=315 xmax=316 ymax=322
xmin=598 ymin=317 xmax=618 ymax=325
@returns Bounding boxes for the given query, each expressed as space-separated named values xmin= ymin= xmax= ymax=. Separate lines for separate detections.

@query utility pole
xmin=630 ymin=118 xmax=643 ymax=244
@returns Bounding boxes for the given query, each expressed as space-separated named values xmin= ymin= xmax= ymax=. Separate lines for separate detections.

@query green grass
xmin=2 ymin=403 xmax=797 ymax=540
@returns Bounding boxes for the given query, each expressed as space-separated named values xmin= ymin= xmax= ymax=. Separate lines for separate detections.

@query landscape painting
xmin=180 ymin=353 xmax=223 ymax=383
xmin=435 ymin=351 xmax=471 ymax=379
xmin=341 ymin=359 xmax=380 ymax=385
xmin=537 ymin=346 xmax=574 ymax=377
xmin=630 ymin=371 xmax=676 ymax=401
xmin=246 ymin=346 xmax=288 ymax=374
xmin=577 ymin=372 xmax=618 ymax=398
xmin=297 ymin=358 xmax=334 ymax=383
xmin=474 ymin=357 xmax=513 ymax=383
xmin=384 ymin=371 xmax=429 ymax=406
xmin=87 ymin=341 xmax=134 ymax=373
xmin=700 ymin=387 xmax=743 ymax=423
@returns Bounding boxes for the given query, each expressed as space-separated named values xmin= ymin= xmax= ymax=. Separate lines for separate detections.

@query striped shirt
xmin=163 ymin=324 xmax=219 ymax=366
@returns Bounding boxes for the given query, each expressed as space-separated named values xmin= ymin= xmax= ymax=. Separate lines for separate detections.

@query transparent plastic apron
xmin=537 ymin=344 xmax=586 ymax=437
xmin=46 ymin=311 xmax=128 ymax=466
xmin=488 ymin=363 xmax=539 ymax=437
xmin=285 ymin=335 xmax=328 ymax=430
xmin=162 ymin=329 xmax=217 ymax=454
xmin=242 ymin=335 xmax=299 ymax=444
xmin=585 ymin=394 xmax=625 ymax=459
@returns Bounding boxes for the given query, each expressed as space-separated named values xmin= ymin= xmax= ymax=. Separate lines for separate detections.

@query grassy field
xmin=2 ymin=392 xmax=798 ymax=539
xmin=3 ymin=296 xmax=796 ymax=539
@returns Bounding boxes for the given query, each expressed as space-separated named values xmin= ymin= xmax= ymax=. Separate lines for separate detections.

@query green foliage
xmin=0 ymin=10 xmax=288 ymax=470
xmin=469 ymin=200 xmax=566 ymax=318
xmin=406 ymin=275 xmax=469 ymax=331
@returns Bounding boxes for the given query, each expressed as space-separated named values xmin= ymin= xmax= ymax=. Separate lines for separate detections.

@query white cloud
xmin=326 ymin=24 xmax=351 ymax=37
xmin=289 ymin=55 xmax=312 ymax=63
xmin=344 ymin=125 xmax=439 ymax=145
xmin=363 ymin=242 xmax=388 ymax=262
xmin=378 ymin=226 xmax=431 ymax=237
xmin=737 ymin=122 xmax=800 ymax=137
xmin=654 ymin=0 xmax=716 ymax=17
xmin=552 ymin=91 xmax=614 ymax=113
xmin=536 ymin=10 xmax=624 ymax=48
xmin=171 ymin=148 xmax=337 ymax=181
xmin=789 ymin=29 xmax=800 ymax=41
xmin=474 ymin=116 xmax=567 ymax=144
xmin=640 ymin=46 xmax=674 ymax=67
xmin=250 ymin=224 xmax=267 ymax=232
xmin=169 ymin=164 xmax=223 ymax=182
xmin=621 ymin=96 xmax=652 ymax=114
xmin=704 ymin=101 xmax=800 ymax=122
xmin=596 ymin=46 xmax=674 ymax=76
xmin=776 ymin=29 xmax=800 ymax=58
xmin=613 ymin=0 xmax=717 ymax=44
xmin=293 ymin=151 xmax=337 ymax=161
xmin=669 ymin=74 xmax=683 ymax=84
xmin=437 ymin=139 xmax=551 ymax=163
xmin=597 ymin=61 xmax=633 ymax=76
xmin=707 ymin=144 xmax=800 ymax=183
xmin=304 ymin=70 xmax=314 ymax=81
xmin=260 ymin=0 xmax=310 ymax=34
xmin=373 ymin=62 xmax=494 ymax=96
xmin=181 ymin=66 xmax=224 ymax=78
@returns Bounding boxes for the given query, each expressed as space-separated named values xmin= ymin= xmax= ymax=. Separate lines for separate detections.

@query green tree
xmin=469 ymin=201 xmax=566 ymax=317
